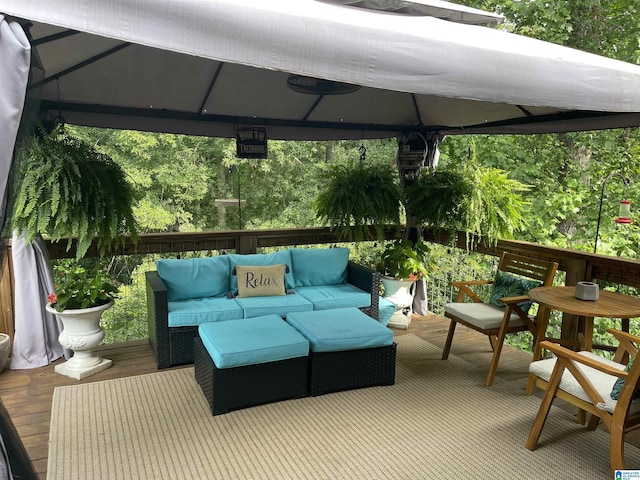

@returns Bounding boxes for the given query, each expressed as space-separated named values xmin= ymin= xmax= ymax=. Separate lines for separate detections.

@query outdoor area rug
xmin=47 ymin=334 xmax=640 ymax=479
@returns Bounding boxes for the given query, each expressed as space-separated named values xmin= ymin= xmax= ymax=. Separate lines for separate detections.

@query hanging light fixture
xmin=286 ymin=74 xmax=361 ymax=95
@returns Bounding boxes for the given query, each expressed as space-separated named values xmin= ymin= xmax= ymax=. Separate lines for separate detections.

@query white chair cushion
xmin=529 ymin=351 xmax=640 ymax=414
xmin=444 ymin=302 xmax=526 ymax=330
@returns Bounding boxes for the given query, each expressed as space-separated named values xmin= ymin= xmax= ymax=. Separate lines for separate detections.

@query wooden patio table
xmin=529 ymin=286 xmax=640 ymax=356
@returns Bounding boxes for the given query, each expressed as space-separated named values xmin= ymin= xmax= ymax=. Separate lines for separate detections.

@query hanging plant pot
xmin=405 ymin=163 xmax=528 ymax=248
xmin=314 ymin=160 xmax=402 ymax=241
xmin=9 ymin=124 xmax=138 ymax=259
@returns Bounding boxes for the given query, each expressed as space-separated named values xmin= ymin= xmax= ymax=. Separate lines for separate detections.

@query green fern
xmin=406 ymin=161 xmax=529 ymax=248
xmin=9 ymin=126 xmax=138 ymax=259
xmin=314 ymin=160 xmax=402 ymax=241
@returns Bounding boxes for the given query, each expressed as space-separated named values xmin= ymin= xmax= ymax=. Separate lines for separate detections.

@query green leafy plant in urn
xmin=45 ymin=262 xmax=119 ymax=380
xmin=376 ymin=240 xmax=432 ymax=328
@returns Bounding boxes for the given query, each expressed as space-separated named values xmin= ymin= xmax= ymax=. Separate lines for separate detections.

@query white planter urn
xmin=46 ymin=300 xmax=113 ymax=380
xmin=381 ymin=277 xmax=414 ymax=329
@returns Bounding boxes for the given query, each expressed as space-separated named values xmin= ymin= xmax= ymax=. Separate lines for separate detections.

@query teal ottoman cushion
xmin=198 ymin=315 xmax=309 ymax=369
xmin=286 ymin=307 xmax=393 ymax=352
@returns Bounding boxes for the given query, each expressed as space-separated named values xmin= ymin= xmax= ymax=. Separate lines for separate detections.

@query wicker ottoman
xmin=194 ymin=315 xmax=309 ymax=415
xmin=286 ymin=307 xmax=396 ymax=396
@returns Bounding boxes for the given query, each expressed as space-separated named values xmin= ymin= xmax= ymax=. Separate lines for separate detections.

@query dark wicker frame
xmin=0 ymin=397 xmax=37 ymax=480
xmin=194 ymin=338 xmax=309 ymax=415
xmin=147 ymin=260 xmax=380 ymax=369
xmin=308 ymin=343 xmax=397 ymax=396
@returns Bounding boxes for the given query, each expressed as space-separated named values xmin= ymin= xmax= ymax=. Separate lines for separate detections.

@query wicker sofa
xmin=146 ymin=247 xmax=380 ymax=368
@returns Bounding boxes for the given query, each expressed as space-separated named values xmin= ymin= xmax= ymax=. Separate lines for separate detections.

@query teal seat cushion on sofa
xmin=234 ymin=293 xmax=313 ymax=318
xmin=295 ymin=284 xmax=371 ymax=311
xmin=198 ymin=315 xmax=309 ymax=369
xmin=157 ymin=256 xmax=230 ymax=301
xmin=168 ymin=297 xmax=244 ymax=327
xmin=286 ymin=307 xmax=393 ymax=352
xmin=291 ymin=247 xmax=349 ymax=287
xmin=229 ymin=251 xmax=296 ymax=293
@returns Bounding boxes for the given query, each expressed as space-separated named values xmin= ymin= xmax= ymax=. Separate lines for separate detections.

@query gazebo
xmin=2 ymin=0 xmax=640 ymax=370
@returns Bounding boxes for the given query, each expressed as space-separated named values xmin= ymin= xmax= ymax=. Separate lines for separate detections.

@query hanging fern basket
xmin=405 ymin=163 xmax=529 ymax=248
xmin=314 ymin=160 xmax=402 ymax=241
xmin=9 ymin=125 xmax=138 ymax=259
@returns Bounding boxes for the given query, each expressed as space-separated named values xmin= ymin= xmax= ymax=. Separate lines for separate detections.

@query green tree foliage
xmin=69 ymin=127 xmax=224 ymax=232
xmin=443 ymin=0 xmax=640 ymax=259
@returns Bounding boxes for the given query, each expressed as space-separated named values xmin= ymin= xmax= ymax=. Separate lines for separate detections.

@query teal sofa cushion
xmin=157 ymin=256 xmax=230 ymax=301
xmin=168 ymin=297 xmax=244 ymax=327
xmin=295 ymin=284 xmax=371 ymax=310
xmin=290 ymin=247 xmax=349 ymax=287
xmin=286 ymin=307 xmax=393 ymax=352
xmin=378 ymin=296 xmax=397 ymax=327
xmin=234 ymin=293 xmax=313 ymax=318
xmin=198 ymin=315 xmax=309 ymax=369
xmin=229 ymin=251 xmax=295 ymax=293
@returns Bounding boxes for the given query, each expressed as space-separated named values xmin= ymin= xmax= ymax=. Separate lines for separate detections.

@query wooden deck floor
xmin=1 ymin=313 xmax=638 ymax=479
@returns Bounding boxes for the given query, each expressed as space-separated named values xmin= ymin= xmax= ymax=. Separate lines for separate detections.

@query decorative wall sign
xmin=236 ymin=125 xmax=268 ymax=159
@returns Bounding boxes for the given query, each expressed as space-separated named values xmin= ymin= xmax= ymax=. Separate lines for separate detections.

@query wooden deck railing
xmin=1 ymin=226 xmax=639 ymax=344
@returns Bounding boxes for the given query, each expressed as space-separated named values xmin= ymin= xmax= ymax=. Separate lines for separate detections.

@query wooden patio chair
xmin=441 ymin=252 xmax=558 ymax=386
xmin=526 ymin=329 xmax=640 ymax=473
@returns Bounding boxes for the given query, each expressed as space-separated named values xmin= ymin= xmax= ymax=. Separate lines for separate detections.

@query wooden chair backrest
xmin=497 ymin=252 xmax=558 ymax=287
xmin=612 ymin=331 xmax=640 ymax=427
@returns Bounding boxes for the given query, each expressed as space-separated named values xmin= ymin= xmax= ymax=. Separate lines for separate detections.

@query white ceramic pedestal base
xmin=55 ymin=357 xmax=112 ymax=380
xmin=387 ymin=311 xmax=412 ymax=330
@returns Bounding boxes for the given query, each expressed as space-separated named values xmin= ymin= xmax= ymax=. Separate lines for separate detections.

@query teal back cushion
xmin=157 ymin=256 xmax=230 ymax=301
xmin=291 ymin=247 xmax=349 ymax=287
xmin=611 ymin=358 xmax=640 ymax=400
xmin=488 ymin=270 xmax=541 ymax=314
xmin=228 ymin=250 xmax=295 ymax=293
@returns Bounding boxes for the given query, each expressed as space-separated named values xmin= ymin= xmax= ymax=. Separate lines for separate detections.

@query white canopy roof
xmin=317 ymin=0 xmax=504 ymax=25
xmin=3 ymin=0 xmax=640 ymax=139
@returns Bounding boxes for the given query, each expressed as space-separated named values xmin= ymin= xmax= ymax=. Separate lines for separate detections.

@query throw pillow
xmin=488 ymin=270 xmax=541 ymax=314
xmin=610 ymin=358 xmax=640 ymax=400
xmin=228 ymin=251 xmax=296 ymax=292
xmin=235 ymin=264 xmax=287 ymax=298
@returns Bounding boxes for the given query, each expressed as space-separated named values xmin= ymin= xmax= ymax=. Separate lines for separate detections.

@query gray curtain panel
xmin=0 ymin=17 xmax=65 ymax=368
xmin=0 ymin=16 xmax=30 ymax=233
xmin=10 ymin=232 xmax=65 ymax=369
